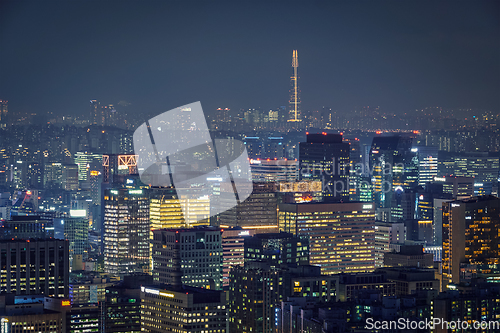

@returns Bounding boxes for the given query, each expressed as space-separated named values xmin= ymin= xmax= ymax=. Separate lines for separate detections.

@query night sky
xmin=1 ymin=0 xmax=499 ymax=119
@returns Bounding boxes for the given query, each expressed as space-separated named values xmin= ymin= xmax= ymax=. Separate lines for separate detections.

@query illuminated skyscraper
xmin=103 ymin=187 xmax=150 ymax=275
xmin=370 ymin=135 xmax=418 ymax=211
xmin=152 ymin=227 xmax=223 ymax=290
xmin=442 ymin=195 xmax=500 ymax=286
xmin=0 ymin=239 xmax=69 ymax=297
xmin=288 ymin=50 xmax=301 ymax=122
xmin=74 ymin=152 xmax=103 ymax=182
xmin=278 ymin=201 xmax=376 ymax=274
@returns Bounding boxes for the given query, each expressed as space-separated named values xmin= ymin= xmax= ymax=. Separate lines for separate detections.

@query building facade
xmin=278 ymin=202 xmax=376 ymax=274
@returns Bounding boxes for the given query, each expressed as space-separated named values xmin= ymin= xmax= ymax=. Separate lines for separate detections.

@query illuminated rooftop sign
xmin=70 ymin=209 xmax=86 ymax=217
xmin=128 ymin=190 xmax=143 ymax=195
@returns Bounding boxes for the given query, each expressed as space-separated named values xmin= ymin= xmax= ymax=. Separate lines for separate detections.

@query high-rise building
xmin=219 ymin=182 xmax=278 ymax=231
xmin=43 ymin=162 xmax=64 ymax=189
xmin=432 ymin=284 xmax=500 ymax=333
xmin=383 ymin=244 xmax=434 ymax=268
xmin=299 ymin=133 xmax=350 ymax=201
xmin=263 ymin=137 xmax=286 ymax=159
xmin=278 ymin=201 xmax=376 ymax=274
xmin=103 ymin=187 xmax=149 ymax=276
xmin=0 ymin=215 xmax=53 ymax=240
xmin=149 ymin=186 xmax=210 ymax=230
xmin=62 ymin=164 xmax=79 ymax=191
xmin=140 ymin=285 xmax=227 ymax=333
xmin=344 ymin=137 xmax=362 ymax=201
xmin=74 ymin=152 xmax=103 ymax=182
xmin=442 ymin=195 xmax=500 ymax=286
xmin=250 ymin=158 xmax=298 ymax=182
xmin=54 ymin=214 xmax=89 ymax=269
xmin=105 ymin=286 xmax=141 ymax=333
xmin=439 ymin=151 xmax=499 ymax=186
xmin=288 ymin=50 xmax=301 ymax=123
xmin=0 ymin=295 xmax=66 ymax=332
xmin=415 ymin=146 xmax=439 ymax=186
xmin=276 ymin=180 xmax=322 ymax=204
xmin=229 ymin=264 xmax=323 ymax=333
xmin=244 ymin=232 xmax=309 ymax=267
xmin=370 ymin=135 xmax=418 ymax=210
xmin=374 ymin=221 xmax=392 ymax=268
xmin=152 ymin=227 xmax=223 ymax=290
xmin=433 ymin=175 xmax=474 ymax=198
xmin=242 ymin=136 xmax=262 ymax=159
xmin=221 ymin=228 xmax=255 ymax=288
xmin=0 ymin=239 xmax=69 ymax=297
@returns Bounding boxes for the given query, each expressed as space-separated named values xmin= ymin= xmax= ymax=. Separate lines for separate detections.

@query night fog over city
xmin=0 ymin=1 xmax=500 ymax=333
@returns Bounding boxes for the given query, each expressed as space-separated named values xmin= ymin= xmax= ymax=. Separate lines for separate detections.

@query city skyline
xmin=0 ymin=0 xmax=498 ymax=119
xmin=1 ymin=1 xmax=500 ymax=332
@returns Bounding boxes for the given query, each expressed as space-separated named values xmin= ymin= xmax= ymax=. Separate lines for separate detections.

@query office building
xmin=384 ymin=245 xmax=434 ymax=268
xmin=299 ymin=133 xmax=350 ymax=201
xmin=43 ymin=162 xmax=64 ymax=189
xmin=370 ymin=135 xmax=418 ymax=209
xmin=335 ymin=271 xmax=396 ymax=302
xmin=219 ymin=182 xmax=278 ymax=231
xmin=149 ymin=186 xmax=210 ymax=230
xmin=244 ymin=232 xmax=309 ymax=267
xmin=378 ymin=267 xmax=440 ymax=296
xmin=439 ymin=151 xmax=499 ymax=184
xmin=243 ymin=136 xmax=262 ymax=159
xmin=221 ymin=228 xmax=255 ymax=287
xmin=442 ymin=195 xmax=500 ymax=285
xmin=54 ymin=214 xmax=89 ymax=269
xmin=62 ymin=164 xmax=79 ymax=191
xmin=278 ymin=201 xmax=376 ymax=274
xmin=276 ymin=180 xmax=322 ymax=204
xmin=74 ymin=151 xmax=103 ymax=182
xmin=0 ymin=239 xmax=69 ymax=297
xmin=344 ymin=137 xmax=362 ymax=201
xmin=140 ymin=285 xmax=226 ymax=333
xmin=250 ymin=158 xmax=298 ymax=182
xmin=152 ymin=228 xmax=223 ymax=290
xmin=432 ymin=284 xmax=500 ymax=333
xmin=105 ymin=286 xmax=141 ymax=333
xmin=68 ymin=271 xmax=112 ymax=306
xmin=433 ymin=175 xmax=474 ymax=198
xmin=263 ymin=136 xmax=286 ymax=159
xmin=0 ymin=294 xmax=65 ymax=332
xmin=415 ymin=146 xmax=439 ymax=186
xmin=433 ymin=198 xmax=451 ymax=246
xmin=374 ymin=221 xmax=391 ymax=268
xmin=229 ymin=264 xmax=323 ymax=333
xmin=103 ymin=187 xmax=149 ymax=275
xmin=0 ymin=215 xmax=53 ymax=240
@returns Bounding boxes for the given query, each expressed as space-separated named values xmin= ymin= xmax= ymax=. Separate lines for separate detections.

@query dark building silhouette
xmin=299 ymin=133 xmax=350 ymax=201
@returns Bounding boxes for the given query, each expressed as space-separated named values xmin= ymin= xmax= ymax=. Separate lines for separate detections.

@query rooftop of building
xmin=152 ymin=226 xmax=221 ymax=233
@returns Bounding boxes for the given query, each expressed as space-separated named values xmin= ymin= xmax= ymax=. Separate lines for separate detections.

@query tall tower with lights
xmin=288 ymin=50 xmax=301 ymax=123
